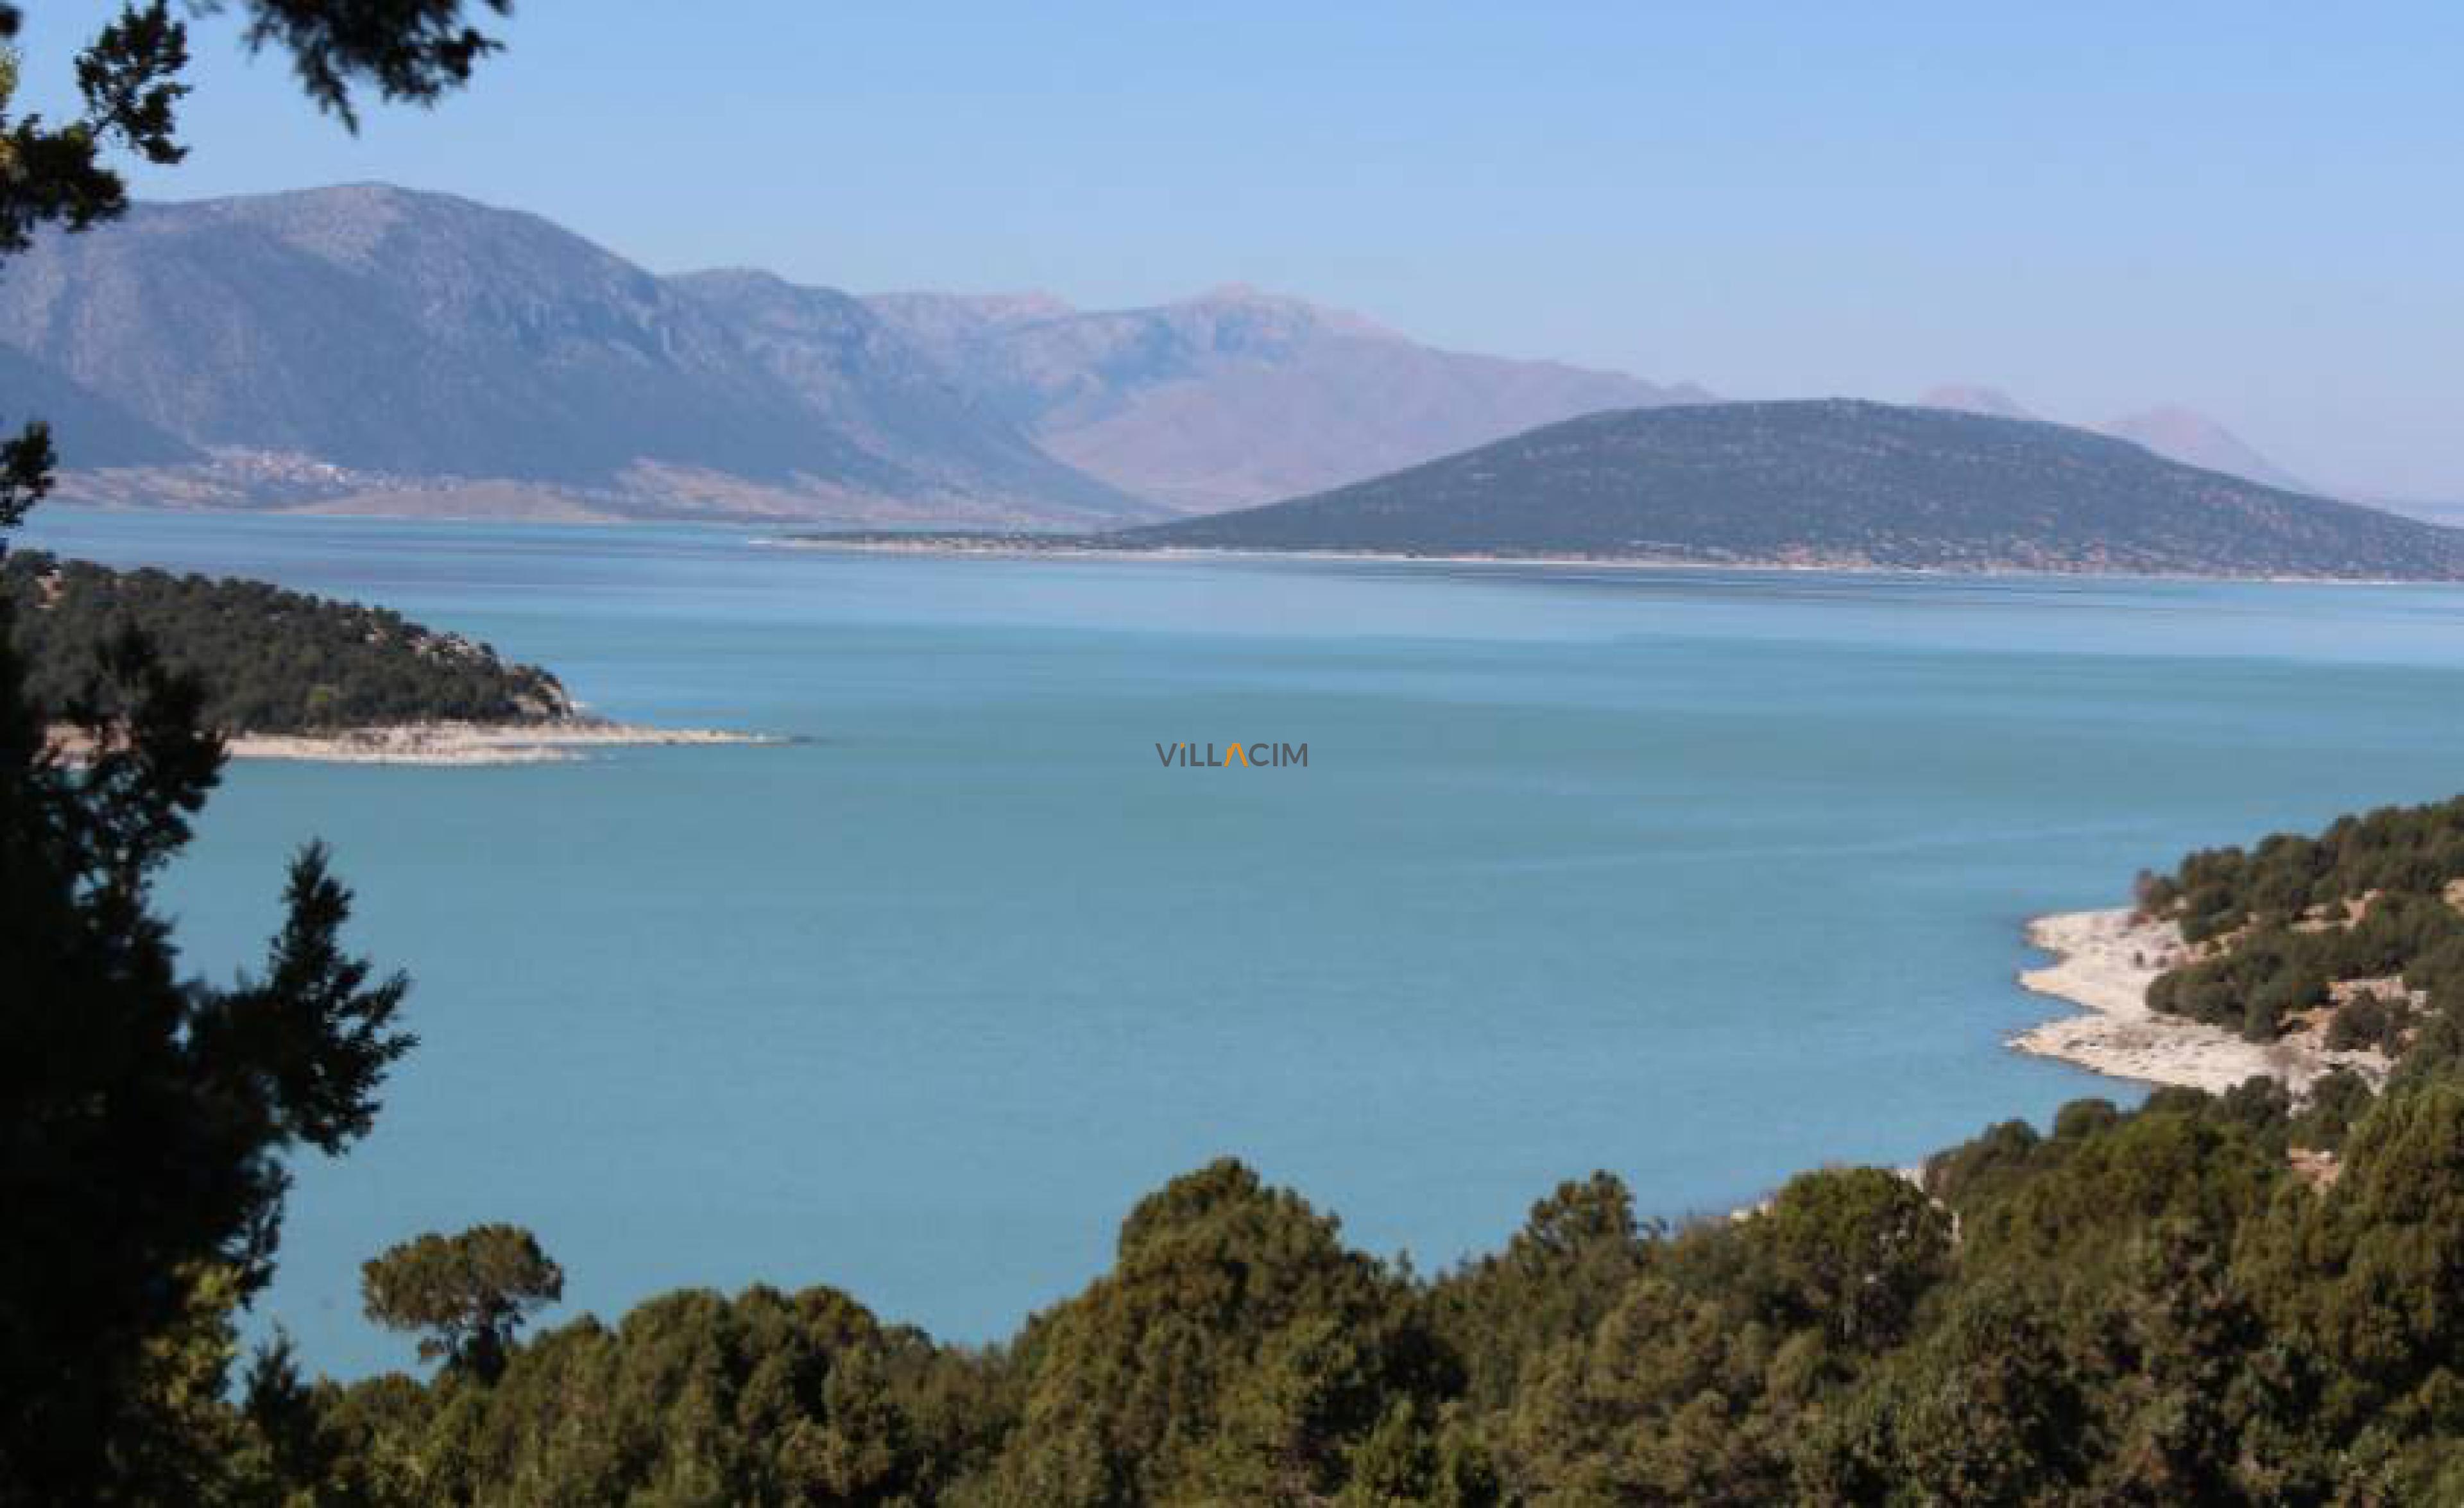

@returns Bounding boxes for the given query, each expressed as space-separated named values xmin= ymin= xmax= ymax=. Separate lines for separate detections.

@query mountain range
xmin=0 ymin=186 xmax=1143 ymax=527
xmin=857 ymin=286 xmax=1704 ymax=512
xmin=1918 ymin=385 xmax=2313 ymax=493
xmin=0 ymin=184 xmax=1697 ymax=526
xmin=1130 ymin=400 xmax=2464 ymax=581
xmin=0 ymin=182 xmax=2411 ymax=572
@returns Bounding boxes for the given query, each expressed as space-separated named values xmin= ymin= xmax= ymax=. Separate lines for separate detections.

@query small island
xmin=5 ymin=551 xmax=766 ymax=764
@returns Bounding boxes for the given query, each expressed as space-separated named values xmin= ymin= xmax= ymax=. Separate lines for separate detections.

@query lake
xmin=21 ymin=506 xmax=2464 ymax=1378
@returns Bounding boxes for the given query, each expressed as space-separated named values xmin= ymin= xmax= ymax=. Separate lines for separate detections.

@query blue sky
xmin=15 ymin=3 xmax=2464 ymax=496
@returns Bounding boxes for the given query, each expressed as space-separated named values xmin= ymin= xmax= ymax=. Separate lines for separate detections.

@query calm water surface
xmin=22 ymin=508 xmax=2464 ymax=1376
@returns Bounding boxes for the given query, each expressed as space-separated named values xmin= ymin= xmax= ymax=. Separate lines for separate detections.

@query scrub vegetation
xmin=2143 ymin=794 xmax=2464 ymax=1049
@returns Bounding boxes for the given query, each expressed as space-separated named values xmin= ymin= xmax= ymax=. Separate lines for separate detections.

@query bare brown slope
xmin=867 ymin=287 xmax=1707 ymax=513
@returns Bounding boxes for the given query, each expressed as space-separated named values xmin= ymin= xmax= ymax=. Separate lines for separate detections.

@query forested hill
xmin=1129 ymin=399 xmax=2464 ymax=580
xmin=3 ymin=553 xmax=572 ymax=733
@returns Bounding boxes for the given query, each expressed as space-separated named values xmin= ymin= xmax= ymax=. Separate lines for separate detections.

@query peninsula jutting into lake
xmin=5 ymin=550 xmax=764 ymax=762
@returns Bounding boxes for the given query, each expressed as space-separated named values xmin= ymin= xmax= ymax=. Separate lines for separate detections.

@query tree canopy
xmin=4 ymin=550 xmax=572 ymax=732
xmin=361 ymin=1224 xmax=564 ymax=1382
xmin=239 ymin=1067 xmax=2464 ymax=1504
xmin=0 ymin=1 xmax=504 ymax=1498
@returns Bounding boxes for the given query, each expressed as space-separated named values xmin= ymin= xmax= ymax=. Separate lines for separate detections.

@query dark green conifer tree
xmin=0 ymin=4 xmax=505 ymax=1498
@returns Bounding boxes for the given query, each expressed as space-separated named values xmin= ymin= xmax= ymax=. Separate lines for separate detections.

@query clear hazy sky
xmin=15 ymin=3 xmax=2464 ymax=497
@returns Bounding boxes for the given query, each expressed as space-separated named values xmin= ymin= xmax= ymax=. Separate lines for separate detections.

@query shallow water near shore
xmin=22 ymin=507 xmax=2464 ymax=1377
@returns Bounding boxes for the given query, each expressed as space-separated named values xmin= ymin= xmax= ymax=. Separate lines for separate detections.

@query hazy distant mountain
xmin=1920 ymin=384 xmax=2036 ymax=422
xmin=0 ymin=182 xmax=1709 ymax=524
xmin=662 ymin=270 xmax=1130 ymax=518
xmin=2097 ymin=406 xmax=2312 ymax=493
xmin=1133 ymin=400 xmax=2464 ymax=580
xmin=857 ymin=290 xmax=1079 ymax=370
xmin=865 ymin=286 xmax=1709 ymax=512
xmin=0 ymin=185 xmax=1151 ymax=526
xmin=1921 ymin=384 xmax=2313 ymax=494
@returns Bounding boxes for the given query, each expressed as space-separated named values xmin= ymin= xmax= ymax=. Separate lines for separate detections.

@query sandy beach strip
xmin=2012 ymin=907 xmax=2386 ymax=1093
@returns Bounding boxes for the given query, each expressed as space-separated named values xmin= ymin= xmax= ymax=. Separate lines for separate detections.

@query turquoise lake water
xmin=21 ymin=507 xmax=2464 ymax=1378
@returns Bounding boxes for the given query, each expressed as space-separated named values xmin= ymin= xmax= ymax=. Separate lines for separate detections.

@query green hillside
xmin=1132 ymin=399 xmax=2464 ymax=579
xmin=3 ymin=551 xmax=571 ymax=733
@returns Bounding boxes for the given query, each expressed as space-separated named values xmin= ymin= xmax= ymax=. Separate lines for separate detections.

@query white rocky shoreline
xmin=2013 ymin=907 xmax=2389 ymax=1094
xmin=225 ymin=719 xmax=778 ymax=766
xmin=51 ymin=718 xmax=778 ymax=767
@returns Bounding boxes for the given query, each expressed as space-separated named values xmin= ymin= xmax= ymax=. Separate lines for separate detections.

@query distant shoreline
xmin=764 ymin=533 xmax=2445 ymax=589
xmin=28 ymin=505 xmax=2449 ymax=587
xmin=2012 ymin=907 xmax=2388 ymax=1093
xmin=51 ymin=718 xmax=779 ymax=767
